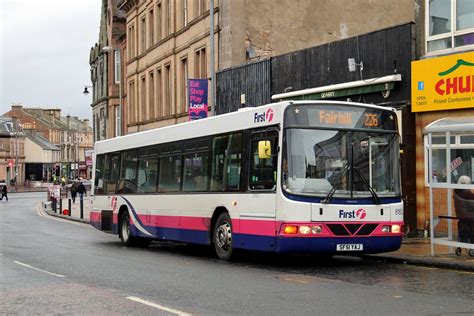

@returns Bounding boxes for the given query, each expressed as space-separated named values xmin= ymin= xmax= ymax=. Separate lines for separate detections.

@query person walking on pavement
xmin=77 ymin=181 xmax=86 ymax=201
xmin=1 ymin=182 xmax=8 ymax=202
xmin=70 ymin=181 xmax=77 ymax=203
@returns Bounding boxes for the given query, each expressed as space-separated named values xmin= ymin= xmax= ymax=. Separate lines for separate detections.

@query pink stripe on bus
xmin=90 ymin=211 xmax=101 ymax=223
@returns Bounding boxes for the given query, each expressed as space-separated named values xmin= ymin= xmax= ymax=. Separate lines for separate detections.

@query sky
xmin=0 ymin=0 xmax=101 ymax=121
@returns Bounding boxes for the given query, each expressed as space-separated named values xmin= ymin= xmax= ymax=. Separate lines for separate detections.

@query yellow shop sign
xmin=411 ymin=51 xmax=474 ymax=112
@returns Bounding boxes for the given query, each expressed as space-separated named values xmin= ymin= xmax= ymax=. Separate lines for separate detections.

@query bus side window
xmin=183 ymin=152 xmax=209 ymax=192
xmin=137 ymin=156 xmax=159 ymax=193
xmin=158 ymin=155 xmax=182 ymax=192
xmin=211 ymin=132 xmax=242 ymax=191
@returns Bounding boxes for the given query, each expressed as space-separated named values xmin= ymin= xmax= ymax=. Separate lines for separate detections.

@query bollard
xmin=52 ymin=198 xmax=57 ymax=213
xmin=80 ymin=198 xmax=84 ymax=219
xmin=68 ymin=199 xmax=72 ymax=217
xmin=59 ymin=198 xmax=62 ymax=215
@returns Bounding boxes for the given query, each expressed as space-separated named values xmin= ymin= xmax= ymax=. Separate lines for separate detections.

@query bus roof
xmin=94 ymin=100 xmax=395 ymax=154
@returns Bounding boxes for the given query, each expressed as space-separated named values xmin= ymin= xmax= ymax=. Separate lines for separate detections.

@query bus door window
xmin=158 ymin=155 xmax=182 ymax=192
xmin=183 ymin=152 xmax=209 ymax=192
xmin=107 ymin=153 xmax=121 ymax=194
xmin=249 ymin=130 xmax=278 ymax=191
xmin=94 ymin=154 xmax=105 ymax=195
xmin=118 ymin=150 xmax=138 ymax=194
xmin=211 ymin=132 xmax=242 ymax=191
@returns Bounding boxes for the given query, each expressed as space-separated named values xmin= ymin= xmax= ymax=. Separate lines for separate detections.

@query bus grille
xmin=326 ymin=223 xmax=378 ymax=236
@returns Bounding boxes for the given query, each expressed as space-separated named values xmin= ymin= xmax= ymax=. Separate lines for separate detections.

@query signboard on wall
xmin=188 ymin=79 xmax=208 ymax=121
xmin=411 ymin=51 xmax=474 ymax=112
xmin=85 ymin=149 xmax=93 ymax=167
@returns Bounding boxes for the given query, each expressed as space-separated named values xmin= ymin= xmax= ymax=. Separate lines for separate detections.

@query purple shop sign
xmin=188 ymin=79 xmax=208 ymax=121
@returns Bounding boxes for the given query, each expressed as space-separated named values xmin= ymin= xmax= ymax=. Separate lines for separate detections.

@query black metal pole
xmin=80 ymin=198 xmax=83 ymax=219
xmin=59 ymin=198 xmax=62 ymax=215
xmin=52 ymin=198 xmax=57 ymax=213
xmin=68 ymin=199 xmax=72 ymax=217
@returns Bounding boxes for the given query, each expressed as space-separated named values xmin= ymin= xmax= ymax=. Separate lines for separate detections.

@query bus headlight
xmin=392 ymin=225 xmax=401 ymax=234
xmin=381 ymin=225 xmax=391 ymax=233
xmin=299 ymin=226 xmax=311 ymax=235
xmin=311 ymin=225 xmax=323 ymax=234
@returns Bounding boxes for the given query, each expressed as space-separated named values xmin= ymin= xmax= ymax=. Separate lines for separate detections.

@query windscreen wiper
xmin=322 ymin=163 xmax=350 ymax=204
xmin=351 ymin=166 xmax=381 ymax=205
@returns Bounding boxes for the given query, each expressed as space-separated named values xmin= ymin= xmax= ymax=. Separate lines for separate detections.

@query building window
xmin=183 ymin=0 xmax=188 ymax=27
xmin=141 ymin=76 xmax=146 ymax=122
xmin=157 ymin=2 xmax=162 ymax=40
xmin=194 ymin=0 xmax=206 ymax=18
xmin=157 ymin=68 xmax=163 ymax=117
xmin=164 ymin=64 xmax=171 ymax=116
xmin=129 ymin=80 xmax=136 ymax=124
xmin=426 ymin=0 xmax=474 ymax=53
xmin=149 ymin=9 xmax=155 ymax=47
xmin=149 ymin=70 xmax=155 ymax=120
xmin=128 ymin=24 xmax=136 ymax=58
xmin=114 ymin=50 xmax=120 ymax=84
xmin=164 ymin=0 xmax=171 ymax=37
xmin=180 ymin=57 xmax=188 ymax=113
xmin=140 ymin=15 xmax=146 ymax=53
xmin=115 ymin=106 xmax=121 ymax=137
xmin=195 ymin=47 xmax=207 ymax=79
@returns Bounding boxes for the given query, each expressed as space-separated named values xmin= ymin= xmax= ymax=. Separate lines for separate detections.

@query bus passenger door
xmin=242 ymin=129 xmax=278 ymax=220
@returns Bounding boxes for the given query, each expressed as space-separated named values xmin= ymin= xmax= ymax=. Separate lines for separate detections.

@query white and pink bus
xmin=91 ymin=100 xmax=403 ymax=260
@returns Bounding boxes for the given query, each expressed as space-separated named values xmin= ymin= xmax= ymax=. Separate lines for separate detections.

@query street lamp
xmin=83 ymin=85 xmax=93 ymax=95
xmin=103 ymin=46 xmax=122 ymax=137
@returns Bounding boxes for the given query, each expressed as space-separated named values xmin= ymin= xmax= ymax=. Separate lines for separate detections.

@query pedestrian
xmin=1 ymin=183 xmax=8 ymax=202
xmin=70 ymin=181 xmax=77 ymax=203
xmin=77 ymin=181 xmax=86 ymax=201
xmin=10 ymin=177 xmax=15 ymax=192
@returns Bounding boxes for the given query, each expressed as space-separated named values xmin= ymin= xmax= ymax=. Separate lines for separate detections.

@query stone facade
xmin=89 ymin=0 xmax=126 ymax=140
xmin=115 ymin=0 xmax=416 ymax=132
xmin=219 ymin=0 xmax=415 ymax=68
xmin=120 ymin=0 xmax=218 ymax=132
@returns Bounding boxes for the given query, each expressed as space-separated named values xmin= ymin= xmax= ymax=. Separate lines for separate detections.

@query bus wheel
xmin=213 ymin=213 xmax=233 ymax=260
xmin=119 ymin=213 xmax=151 ymax=247
xmin=119 ymin=213 xmax=134 ymax=246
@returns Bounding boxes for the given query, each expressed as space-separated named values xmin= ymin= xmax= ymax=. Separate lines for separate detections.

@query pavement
xmin=37 ymin=194 xmax=474 ymax=272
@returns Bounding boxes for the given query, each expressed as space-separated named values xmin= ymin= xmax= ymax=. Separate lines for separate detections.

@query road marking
xmin=126 ymin=296 xmax=192 ymax=316
xmin=14 ymin=261 xmax=66 ymax=278
xmin=36 ymin=203 xmax=90 ymax=228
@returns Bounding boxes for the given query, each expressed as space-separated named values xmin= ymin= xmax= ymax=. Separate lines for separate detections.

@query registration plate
xmin=336 ymin=244 xmax=363 ymax=251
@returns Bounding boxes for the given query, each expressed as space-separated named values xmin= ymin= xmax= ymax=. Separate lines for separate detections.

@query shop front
xmin=412 ymin=51 xmax=474 ymax=234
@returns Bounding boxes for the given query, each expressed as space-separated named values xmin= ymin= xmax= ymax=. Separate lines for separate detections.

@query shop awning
xmin=271 ymin=74 xmax=401 ymax=101
xmin=424 ymin=117 xmax=474 ymax=134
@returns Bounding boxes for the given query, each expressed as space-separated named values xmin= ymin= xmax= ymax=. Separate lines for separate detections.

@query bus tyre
xmin=213 ymin=213 xmax=233 ymax=260
xmin=119 ymin=213 xmax=134 ymax=246
xmin=119 ymin=213 xmax=151 ymax=247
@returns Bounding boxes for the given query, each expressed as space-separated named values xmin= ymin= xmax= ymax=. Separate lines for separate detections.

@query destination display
xmin=284 ymin=104 xmax=397 ymax=130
